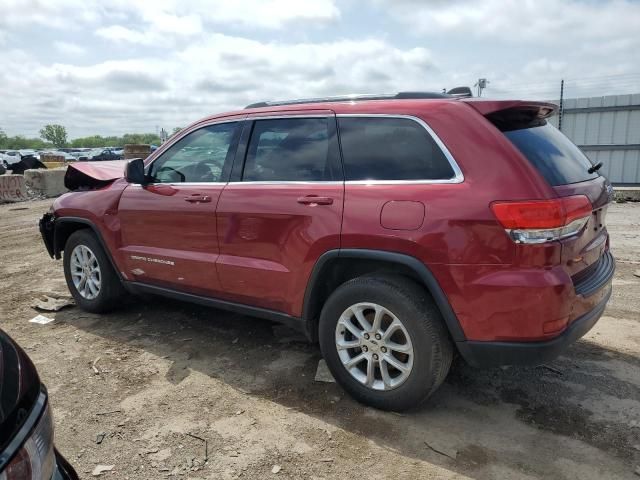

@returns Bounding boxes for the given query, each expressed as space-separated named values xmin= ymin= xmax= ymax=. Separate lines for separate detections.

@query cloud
xmin=382 ymin=0 xmax=640 ymax=41
xmin=0 ymin=0 xmax=638 ymax=137
xmin=101 ymin=71 xmax=167 ymax=91
xmin=0 ymin=0 xmax=339 ymax=31
xmin=373 ymin=0 xmax=640 ymax=99
xmin=96 ymin=25 xmax=156 ymax=45
xmin=199 ymin=0 xmax=340 ymax=28
xmin=0 ymin=32 xmax=442 ymax=136
xmin=54 ymin=41 xmax=86 ymax=56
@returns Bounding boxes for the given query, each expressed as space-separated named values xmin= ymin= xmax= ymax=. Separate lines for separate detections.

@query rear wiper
xmin=588 ymin=161 xmax=603 ymax=174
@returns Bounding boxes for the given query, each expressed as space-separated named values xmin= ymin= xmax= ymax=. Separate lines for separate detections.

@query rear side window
xmin=501 ymin=121 xmax=599 ymax=186
xmin=337 ymin=117 xmax=455 ymax=181
xmin=243 ymin=118 xmax=336 ymax=181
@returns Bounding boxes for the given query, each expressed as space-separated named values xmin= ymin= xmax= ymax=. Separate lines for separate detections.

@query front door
xmin=216 ymin=114 xmax=344 ymax=315
xmin=118 ymin=120 xmax=241 ymax=296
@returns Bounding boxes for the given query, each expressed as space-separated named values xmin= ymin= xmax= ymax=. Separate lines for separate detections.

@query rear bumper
xmin=456 ymin=285 xmax=611 ymax=368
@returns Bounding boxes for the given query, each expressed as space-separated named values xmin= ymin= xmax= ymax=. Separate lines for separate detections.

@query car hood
xmin=64 ymin=160 xmax=128 ymax=191
xmin=0 ymin=329 xmax=41 ymax=452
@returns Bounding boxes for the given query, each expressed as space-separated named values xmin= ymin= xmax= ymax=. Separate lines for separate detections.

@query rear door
xmin=496 ymin=111 xmax=613 ymax=279
xmin=215 ymin=113 xmax=344 ymax=315
xmin=117 ymin=120 xmax=242 ymax=295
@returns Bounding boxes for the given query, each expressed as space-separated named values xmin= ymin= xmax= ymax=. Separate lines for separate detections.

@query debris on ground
xmin=271 ymin=465 xmax=281 ymax=474
xmin=29 ymin=314 xmax=54 ymax=325
xmin=91 ymin=464 xmax=114 ymax=476
xmin=314 ymin=359 xmax=335 ymax=383
xmin=95 ymin=410 xmax=121 ymax=416
xmin=424 ymin=441 xmax=457 ymax=460
xmin=31 ymin=294 xmax=74 ymax=312
xmin=96 ymin=432 xmax=106 ymax=445
xmin=185 ymin=433 xmax=208 ymax=462
xmin=634 ymin=270 xmax=640 ymax=278
xmin=92 ymin=357 xmax=101 ymax=375
xmin=540 ymin=365 xmax=563 ymax=375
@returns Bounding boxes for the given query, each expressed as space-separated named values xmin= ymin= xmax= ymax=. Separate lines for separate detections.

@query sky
xmin=1 ymin=0 xmax=639 ymax=138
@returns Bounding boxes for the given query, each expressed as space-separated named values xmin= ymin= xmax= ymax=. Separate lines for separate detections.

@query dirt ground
xmin=1 ymin=199 xmax=639 ymax=480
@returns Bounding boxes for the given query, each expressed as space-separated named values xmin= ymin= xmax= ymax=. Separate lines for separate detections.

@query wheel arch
xmin=54 ymin=217 xmax=123 ymax=281
xmin=302 ymin=249 xmax=466 ymax=343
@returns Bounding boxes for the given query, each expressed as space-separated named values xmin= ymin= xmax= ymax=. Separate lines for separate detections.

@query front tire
xmin=63 ymin=229 xmax=125 ymax=313
xmin=318 ymin=275 xmax=453 ymax=411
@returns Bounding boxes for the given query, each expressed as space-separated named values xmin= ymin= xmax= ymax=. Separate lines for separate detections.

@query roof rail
xmin=245 ymin=91 xmax=452 ymax=109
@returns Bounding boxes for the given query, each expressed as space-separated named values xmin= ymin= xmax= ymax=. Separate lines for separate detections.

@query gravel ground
xmin=1 ymin=199 xmax=639 ymax=479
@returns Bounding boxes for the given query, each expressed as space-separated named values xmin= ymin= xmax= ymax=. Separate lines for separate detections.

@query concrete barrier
xmin=43 ymin=161 xmax=66 ymax=169
xmin=0 ymin=174 xmax=28 ymax=202
xmin=24 ymin=168 xmax=68 ymax=197
xmin=41 ymin=154 xmax=65 ymax=163
xmin=614 ymin=187 xmax=640 ymax=202
xmin=124 ymin=144 xmax=151 ymax=159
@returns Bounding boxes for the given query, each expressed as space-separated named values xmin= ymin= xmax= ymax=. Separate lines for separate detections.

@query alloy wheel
xmin=70 ymin=244 xmax=101 ymax=300
xmin=335 ymin=302 xmax=414 ymax=391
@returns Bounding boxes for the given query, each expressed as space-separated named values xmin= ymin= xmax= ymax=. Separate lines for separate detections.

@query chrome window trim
xmin=336 ymin=113 xmax=464 ymax=185
xmin=144 ymin=118 xmax=243 ymax=174
xmin=141 ymin=113 xmax=465 ymax=186
xmin=128 ymin=182 xmax=227 ymax=187
xmin=227 ymin=181 xmax=343 ymax=185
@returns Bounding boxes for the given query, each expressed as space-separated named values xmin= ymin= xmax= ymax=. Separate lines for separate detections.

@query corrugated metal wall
xmin=548 ymin=93 xmax=640 ymax=185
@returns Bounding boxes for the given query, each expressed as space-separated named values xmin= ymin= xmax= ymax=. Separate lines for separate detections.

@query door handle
xmin=184 ymin=194 xmax=211 ymax=203
xmin=297 ymin=195 xmax=333 ymax=205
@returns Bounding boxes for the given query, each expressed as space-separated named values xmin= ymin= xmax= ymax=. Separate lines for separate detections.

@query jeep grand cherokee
xmin=40 ymin=92 xmax=615 ymax=410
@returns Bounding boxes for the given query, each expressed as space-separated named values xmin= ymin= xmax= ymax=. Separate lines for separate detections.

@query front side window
xmin=242 ymin=118 xmax=335 ymax=181
xmin=149 ymin=122 xmax=239 ymax=183
xmin=337 ymin=117 xmax=455 ymax=181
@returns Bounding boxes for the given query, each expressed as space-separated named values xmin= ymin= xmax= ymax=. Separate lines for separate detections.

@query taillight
xmin=0 ymin=395 xmax=56 ymax=480
xmin=491 ymin=195 xmax=592 ymax=244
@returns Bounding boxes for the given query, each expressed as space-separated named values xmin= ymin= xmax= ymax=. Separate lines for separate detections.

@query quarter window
xmin=149 ymin=122 xmax=239 ymax=183
xmin=242 ymin=118 xmax=336 ymax=181
xmin=337 ymin=117 xmax=455 ymax=181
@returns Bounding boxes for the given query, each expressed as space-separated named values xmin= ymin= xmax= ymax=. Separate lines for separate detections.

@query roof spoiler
xmin=462 ymin=99 xmax=557 ymax=118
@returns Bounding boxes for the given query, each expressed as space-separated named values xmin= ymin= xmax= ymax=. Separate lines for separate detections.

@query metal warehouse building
xmin=548 ymin=93 xmax=640 ymax=185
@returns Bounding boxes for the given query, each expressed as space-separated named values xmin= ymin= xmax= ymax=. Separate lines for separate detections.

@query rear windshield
xmin=502 ymin=122 xmax=599 ymax=186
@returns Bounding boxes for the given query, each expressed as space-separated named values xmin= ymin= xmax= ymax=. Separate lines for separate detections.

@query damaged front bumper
xmin=39 ymin=212 xmax=56 ymax=258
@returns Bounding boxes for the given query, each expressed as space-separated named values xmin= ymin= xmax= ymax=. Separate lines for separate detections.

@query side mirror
xmin=125 ymin=158 xmax=147 ymax=185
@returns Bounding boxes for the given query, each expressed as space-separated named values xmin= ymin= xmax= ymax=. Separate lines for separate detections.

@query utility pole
xmin=558 ymin=79 xmax=565 ymax=132
xmin=475 ymin=78 xmax=489 ymax=97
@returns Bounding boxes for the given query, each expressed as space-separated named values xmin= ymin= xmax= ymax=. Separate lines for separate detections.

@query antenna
xmin=474 ymin=78 xmax=490 ymax=97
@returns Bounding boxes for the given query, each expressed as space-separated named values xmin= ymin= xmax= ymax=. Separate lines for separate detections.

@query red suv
xmin=40 ymin=93 xmax=615 ymax=410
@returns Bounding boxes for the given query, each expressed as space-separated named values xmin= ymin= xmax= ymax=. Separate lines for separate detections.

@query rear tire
xmin=318 ymin=275 xmax=453 ymax=411
xmin=63 ymin=229 xmax=125 ymax=313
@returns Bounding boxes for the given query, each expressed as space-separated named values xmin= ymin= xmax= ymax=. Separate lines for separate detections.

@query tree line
xmin=0 ymin=124 xmax=181 ymax=150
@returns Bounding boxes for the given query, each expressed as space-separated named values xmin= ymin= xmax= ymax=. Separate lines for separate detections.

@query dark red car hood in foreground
xmin=64 ymin=160 xmax=127 ymax=190
xmin=0 ymin=329 xmax=40 ymax=453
